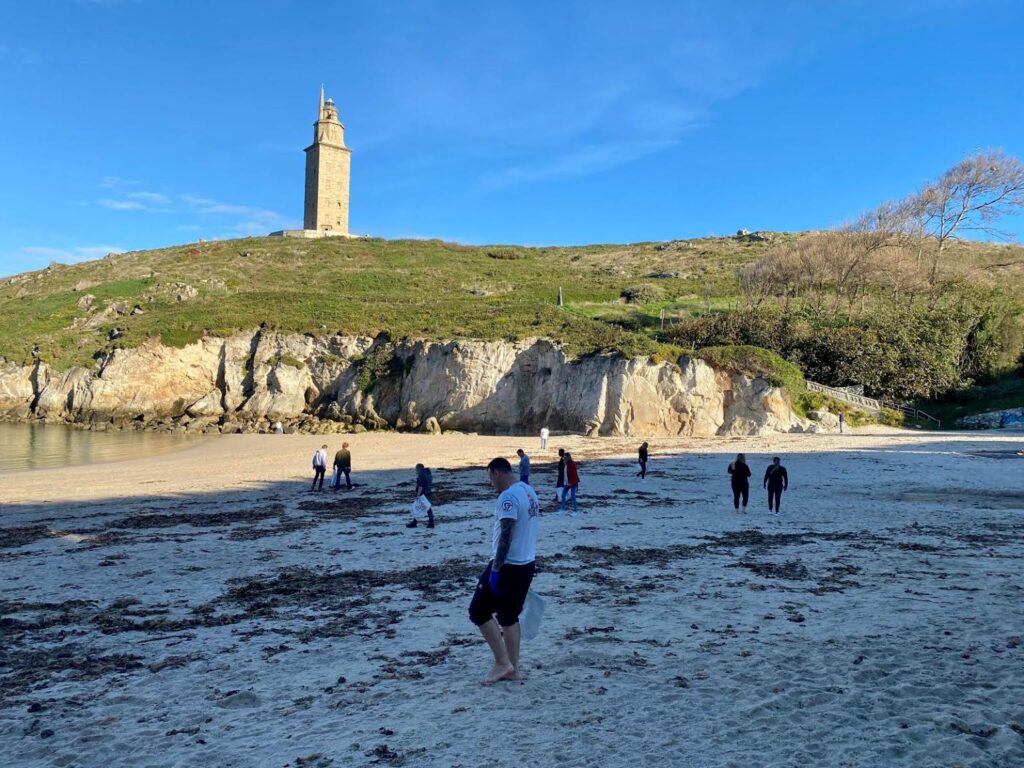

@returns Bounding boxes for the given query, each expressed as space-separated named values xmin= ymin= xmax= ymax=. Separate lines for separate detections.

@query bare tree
xmin=736 ymin=150 xmax=1024 ymax=316
xmin=907 ymin=150 xmax=1024 ymax=286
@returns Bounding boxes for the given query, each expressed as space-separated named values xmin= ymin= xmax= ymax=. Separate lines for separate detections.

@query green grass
xmin=276 ymin=354 xmax=306 ymax=370
xmin=2 ymin=230 xmax=1020 ymax=409
xmin=696 ymin=345 xmax=807 ymax=393
xmin=0 ymin=234 xmax=780 ymax=371
xmin=794 ymin=388 xmax=895 ymax=426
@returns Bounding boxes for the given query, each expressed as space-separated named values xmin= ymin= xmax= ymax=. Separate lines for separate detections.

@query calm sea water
xmin=0 ymin=422 xmax=199 ymax=472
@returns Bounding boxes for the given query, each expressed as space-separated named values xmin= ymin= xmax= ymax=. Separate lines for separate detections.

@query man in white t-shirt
xmin=539 ymin=427 xmax=549 ymax=450
xmin=468 ymin=457 xmax=540 ymax=685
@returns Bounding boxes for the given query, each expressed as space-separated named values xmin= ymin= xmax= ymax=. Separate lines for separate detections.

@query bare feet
xmin=506 ymin=668 xmax=527 ymax=683
xmin=481 ymin=661 xmax=516 ymax=685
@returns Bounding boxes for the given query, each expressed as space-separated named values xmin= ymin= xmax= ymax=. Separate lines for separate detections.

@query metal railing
xmin=806 ymin=381 xmax=882 ymax=411
xmin=882 ymin=402 xmax=942 ymax=429
xmin=806 ymin=381 xmax=941 ymax=428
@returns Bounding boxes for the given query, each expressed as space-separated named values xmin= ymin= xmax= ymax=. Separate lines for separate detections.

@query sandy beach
xmin=2 ymin=428 xmax=1024 ymax=767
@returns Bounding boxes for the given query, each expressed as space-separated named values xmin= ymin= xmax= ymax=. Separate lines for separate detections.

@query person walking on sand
xmin=311 ymin=444 xmax=328 ymax=491
xmin=764 ymin=456 xmax=789 ymax=514
xmin=637 ymin=441 xmax=650 ymax=480
xmin=559 ymin=452 xmax=580 ymax=516
xmin=469 ymin=457 xmax=540 ymax=685
xmin=838 ymin=412 xmax=846 ymax=434
xmin=517 ymin=449 xmax=531 ymax=485
xmin=333 ymin=442 xmax=353 ymax=490
xmin=407 ymin=463 xmax=436 ymax=529
xmin=540 ymin=427 xmax=549 ymax=450
xmin=728 ymin=453 xmax=751 ymax=513
xmin=555 ymin=448 xmax=567 ymax=506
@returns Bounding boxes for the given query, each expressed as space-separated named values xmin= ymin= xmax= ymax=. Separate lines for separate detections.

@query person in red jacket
xmin=559 ymin=452 xmax=580 ymax=516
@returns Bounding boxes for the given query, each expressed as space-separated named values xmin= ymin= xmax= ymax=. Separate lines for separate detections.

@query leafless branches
xmin=739 ymin=150 xmax=1024 ymax=310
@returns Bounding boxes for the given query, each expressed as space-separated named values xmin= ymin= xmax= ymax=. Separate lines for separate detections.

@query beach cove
xmin=2 ymin=429 xmax=1024 ymax=767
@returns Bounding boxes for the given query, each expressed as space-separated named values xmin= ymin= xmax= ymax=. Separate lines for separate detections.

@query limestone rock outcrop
xmin=0 ymin=360 xmax=46 ymax=418
xmin=806 ymin=409 xmax=842 ymax=432
xmin=88 ymin=337 xmax=223 ymax=419
xmin=0 ymin=331 xmax=813 ymax=436
xmin=34 ymin=367 xmax=93 ymax=419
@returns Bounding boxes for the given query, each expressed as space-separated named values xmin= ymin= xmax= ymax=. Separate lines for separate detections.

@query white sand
xmin=2 ymin=429 xmax=1024 ymax=767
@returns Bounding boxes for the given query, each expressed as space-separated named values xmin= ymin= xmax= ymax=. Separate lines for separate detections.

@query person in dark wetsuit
xmin=636 ymin=442 xmax=649 ymax=480
xmin=763 ymin=456 xmax=789 ymax=513
xmin=728 ymin=453 xmax=751 ymax=513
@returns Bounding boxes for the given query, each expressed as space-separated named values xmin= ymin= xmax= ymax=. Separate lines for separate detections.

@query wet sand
xmin=2 ymin=429 xmax=1024 ymax=767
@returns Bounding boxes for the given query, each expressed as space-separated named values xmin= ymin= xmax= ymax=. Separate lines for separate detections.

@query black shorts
xmin=468 ymin=561 xmax=535 ymax=628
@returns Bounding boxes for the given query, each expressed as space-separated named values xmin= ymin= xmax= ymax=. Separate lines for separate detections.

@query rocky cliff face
xmin=0 ymin=332 xmax=817 ymax=436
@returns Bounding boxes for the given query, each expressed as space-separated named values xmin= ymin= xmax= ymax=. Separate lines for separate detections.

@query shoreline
xmin=3 ymin=426 xmax=1022 ymax=507
xmin=0 ymin=425 xmax=965 ymax=505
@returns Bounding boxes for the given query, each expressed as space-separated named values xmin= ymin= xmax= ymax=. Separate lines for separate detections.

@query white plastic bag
xmin=410 ymin=495 xmax=432 ymax=519
xmin=520 ymin=590 xmax=546 ymax=641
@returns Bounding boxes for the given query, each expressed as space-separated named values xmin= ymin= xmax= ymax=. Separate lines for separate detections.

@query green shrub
xmin=877 ymin=408 xmax=905 ymax=427
xmin=487 ymin=248 xmax=526 ymax=260
xmin=354 ymin=344 xmax=400 ymax=395
xmin=276 ymin=354 xmax=306 ymax=369
xmin=794 ymin=389 xmax=875 ymax=425
xmin=319 ymin=352 xmax=346 ymax=366
xmin=696 ymin=345 xmax=806 ymax=394
xmin=665 ymin=296 xmax=1024 ymax=402
xmin=159 ymin=327 xmax=204 ymax=349
xmin=621 ymin=284 xmax=664 ymax=304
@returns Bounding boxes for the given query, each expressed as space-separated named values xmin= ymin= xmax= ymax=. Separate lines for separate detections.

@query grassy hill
xmin=0 ymin=233 xmax=801 ymax=370
xmin=2 ymin=232 xmax=1022 ymax=423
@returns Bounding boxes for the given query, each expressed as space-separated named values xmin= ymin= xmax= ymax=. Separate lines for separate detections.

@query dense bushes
xmin=621 ymin=284 xmax=664 ymax=304
xmin=694 ymin=345 xmax=805 ymax=393
xmin=665 ymin=294 xmax=1024 ymax=401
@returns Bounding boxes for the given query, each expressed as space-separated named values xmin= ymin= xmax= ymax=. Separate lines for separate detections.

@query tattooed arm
xmin=493 ymin=518 xmax=516 ymax=571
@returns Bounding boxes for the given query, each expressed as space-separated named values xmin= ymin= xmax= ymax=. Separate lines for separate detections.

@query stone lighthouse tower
xmin=302 ymin=86 xmax=351 ymax=234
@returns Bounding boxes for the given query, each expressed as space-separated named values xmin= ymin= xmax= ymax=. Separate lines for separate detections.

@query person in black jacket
xmin=727 ymin=453 xmax=751 ymax=513
xmin=763 ymin=456 xmax=789 ymax=513
xmin=636 ymin=442 xmax=649 ymax=480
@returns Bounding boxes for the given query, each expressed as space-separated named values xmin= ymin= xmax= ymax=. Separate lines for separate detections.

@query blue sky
xmin=1 ymin=0 xmax=1022 ymax=275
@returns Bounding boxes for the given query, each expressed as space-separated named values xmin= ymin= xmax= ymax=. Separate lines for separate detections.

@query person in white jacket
xmin=311 ymin=444 xmax=328 ymax=491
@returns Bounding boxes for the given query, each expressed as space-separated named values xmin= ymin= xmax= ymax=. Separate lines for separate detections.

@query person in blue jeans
xmin=516 ymin=448 xmax=531 ymax=485
xmin=311 ymin=444 xmax=328 ymax=491
xmin=333 ymin=442 xmax=353 ymax=490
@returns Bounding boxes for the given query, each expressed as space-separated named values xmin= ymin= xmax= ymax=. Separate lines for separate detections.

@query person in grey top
xmin=516 ymin=449 xmax=531 ymax=485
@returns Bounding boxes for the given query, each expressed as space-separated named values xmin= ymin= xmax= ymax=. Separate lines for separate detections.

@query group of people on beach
xmin=307 ymin=433 xmax=792 ymax=685
xmin=310 ymin=442 xmax=353 ymax=491
xmin=311 ymin=441 xmax=439 ymax=528
xmin=727 ymin=454 xmax=790 ymax=514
